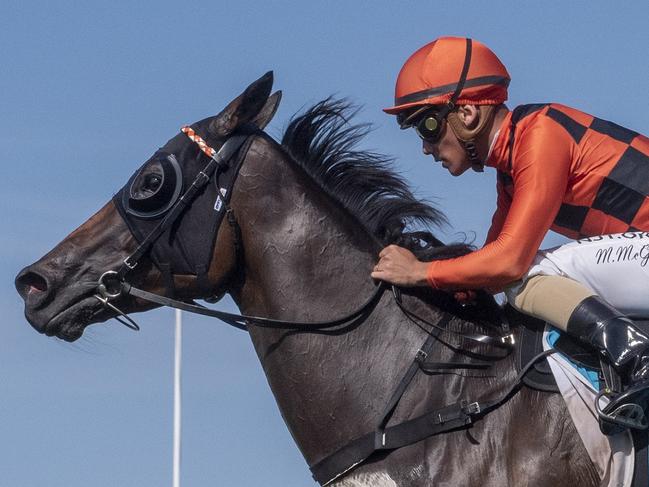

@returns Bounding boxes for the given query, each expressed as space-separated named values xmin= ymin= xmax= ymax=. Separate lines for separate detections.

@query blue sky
xmin=2 ymin=1 xmax=649 ymax=486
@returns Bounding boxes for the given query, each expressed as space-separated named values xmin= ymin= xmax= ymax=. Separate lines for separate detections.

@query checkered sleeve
xmin=427 ymin=119 xmax=573 ymax=290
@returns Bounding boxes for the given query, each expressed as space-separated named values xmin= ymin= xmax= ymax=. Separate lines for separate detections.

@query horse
xmin=15 ymin=72 xmax=599 ymax=486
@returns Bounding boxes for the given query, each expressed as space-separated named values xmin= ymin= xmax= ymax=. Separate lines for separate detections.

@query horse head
xmin=15 ymin=72 xmax=281 ymax=341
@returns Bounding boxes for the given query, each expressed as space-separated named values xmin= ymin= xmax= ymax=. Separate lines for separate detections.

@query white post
xmin=173 ymin=309 xmax=182 ymax=487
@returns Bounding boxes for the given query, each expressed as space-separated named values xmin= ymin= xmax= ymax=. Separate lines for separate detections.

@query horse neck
xmin=231 ymin=136 xmax=382 ymax=317
xmin=228 ymin=137 xmax=517 ymax=464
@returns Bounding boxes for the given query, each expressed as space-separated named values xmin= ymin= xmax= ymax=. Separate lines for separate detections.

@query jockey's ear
xmin=456 ymin=105 xmax=480 ymax=130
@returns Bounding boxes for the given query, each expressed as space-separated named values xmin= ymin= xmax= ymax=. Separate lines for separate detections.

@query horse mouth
xmin=44 ymin=295 xmax=111 ymax=341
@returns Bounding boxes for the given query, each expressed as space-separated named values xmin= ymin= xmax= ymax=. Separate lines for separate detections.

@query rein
xmin=108 ymin=278 xmax=387 ymax=332
xmin=95 ymin=123 xmax=554 ymax=486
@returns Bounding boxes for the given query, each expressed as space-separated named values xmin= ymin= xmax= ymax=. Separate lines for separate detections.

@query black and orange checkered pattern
xmin=501 ymin=104 xmax=649 ymax=239
xmin=426 ymin=103 xmax=649 ymax=290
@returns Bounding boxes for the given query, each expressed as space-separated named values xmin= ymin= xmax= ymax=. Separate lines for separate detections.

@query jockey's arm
xmin=484 ymin=176 xmax=512 ymax=245
xmin=426 ymin=122 xmax=572 ymax=291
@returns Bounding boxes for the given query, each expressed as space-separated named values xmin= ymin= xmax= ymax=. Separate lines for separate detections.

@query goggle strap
xmin=401 ymin=39 xmax=473 ymax=131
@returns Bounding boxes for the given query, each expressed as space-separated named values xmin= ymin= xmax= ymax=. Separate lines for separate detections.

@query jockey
xmin=374 ymin=36 xmax=649 ymax=433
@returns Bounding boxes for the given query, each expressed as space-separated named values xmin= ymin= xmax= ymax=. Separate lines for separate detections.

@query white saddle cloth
xmin=544 ymin=328 xmax=635 ymax=487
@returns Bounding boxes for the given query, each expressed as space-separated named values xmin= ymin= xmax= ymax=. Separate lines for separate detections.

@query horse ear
xmin=251 ymin=90 xmax=282 ymax=129
xmin=209 ymin=71 xmax=274 ymax=137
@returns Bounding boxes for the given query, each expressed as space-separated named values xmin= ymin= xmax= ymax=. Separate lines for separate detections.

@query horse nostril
xmin=15 ymin=269 xmax=49 ymax=301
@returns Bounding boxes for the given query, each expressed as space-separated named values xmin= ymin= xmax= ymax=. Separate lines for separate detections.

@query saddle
xmin=510 ymin=305 xmax=649 ymax=392
xmin=505 ymin=306 xmax=560 ymax=392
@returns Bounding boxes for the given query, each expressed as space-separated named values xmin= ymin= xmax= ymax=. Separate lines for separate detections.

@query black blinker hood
xmin=112 ymin=126 xmax=255 ymax=281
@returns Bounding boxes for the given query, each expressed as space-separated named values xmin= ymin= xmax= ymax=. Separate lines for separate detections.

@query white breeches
xmin=506 ymin=232 xmax=649 ymax=316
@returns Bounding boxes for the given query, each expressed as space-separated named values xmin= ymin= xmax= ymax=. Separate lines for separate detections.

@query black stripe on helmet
xmin=395 ymin=75 xmax=510 ymax=106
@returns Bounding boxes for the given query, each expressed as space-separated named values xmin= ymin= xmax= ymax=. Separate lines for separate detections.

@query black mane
xmin=281 ymin=99 xmax=472 ymax=260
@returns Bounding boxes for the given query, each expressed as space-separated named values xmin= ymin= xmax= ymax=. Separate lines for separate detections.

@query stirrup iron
xmin=595 ymin=358 xmax=649 ymax=433
xmin=596 ymin=388 xmax=648 ymax=432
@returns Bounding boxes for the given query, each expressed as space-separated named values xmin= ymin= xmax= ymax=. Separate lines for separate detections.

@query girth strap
xmin=312 ymin=401 xmax=476 ymax=486
xmin=374 ymin=314 xmax=452 ymax=450
xmin=310 ymin=347 xmax=556 ymax=485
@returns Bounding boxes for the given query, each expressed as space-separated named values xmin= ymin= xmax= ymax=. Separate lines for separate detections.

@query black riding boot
xmin=567 ymin=296 xmax=649 ymax=433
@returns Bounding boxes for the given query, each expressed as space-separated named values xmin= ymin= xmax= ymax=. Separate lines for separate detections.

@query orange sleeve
xmin=485 ymin=175 xmax=512 ymax=245
xmin=427 ymin=119 xmax=574 ymax=291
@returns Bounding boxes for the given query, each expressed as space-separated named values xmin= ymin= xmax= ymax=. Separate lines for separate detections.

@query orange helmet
xmin=384 ymin=36 xmax=510 ymax=116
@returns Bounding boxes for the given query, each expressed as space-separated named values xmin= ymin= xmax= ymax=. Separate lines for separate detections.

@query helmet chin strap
xmin=446 ymin=105 xmax=496 ymax=172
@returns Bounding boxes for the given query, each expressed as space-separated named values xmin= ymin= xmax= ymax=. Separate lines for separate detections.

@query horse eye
xmin=143 ymin=173 xmax=163 ymax=192
xmin=125 ymin=154 xmax=182 ymax=218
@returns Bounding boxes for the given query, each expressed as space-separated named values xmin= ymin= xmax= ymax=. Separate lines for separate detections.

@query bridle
xmin=91 ymin=121 xmax=551 ymax=486
xmin=94 ymin=124 xmax=392 ymax=332
xmin=94 ymin=125 xmax=253 ymax=330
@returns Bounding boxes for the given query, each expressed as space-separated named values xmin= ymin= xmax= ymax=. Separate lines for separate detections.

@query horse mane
xmin=280 ymin=98 xmax=473 ymax=260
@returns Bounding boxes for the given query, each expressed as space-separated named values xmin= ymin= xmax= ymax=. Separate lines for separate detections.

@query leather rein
xmin=92 ymin=123 xmax=552 ymax=486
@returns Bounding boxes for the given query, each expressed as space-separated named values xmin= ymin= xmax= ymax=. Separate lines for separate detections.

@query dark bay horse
xmin=15 ymin=73 xmax=599 ymax=486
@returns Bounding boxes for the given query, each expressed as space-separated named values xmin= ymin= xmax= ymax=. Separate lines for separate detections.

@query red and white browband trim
xmin=181 ymin=126 xmax=216 ymax=158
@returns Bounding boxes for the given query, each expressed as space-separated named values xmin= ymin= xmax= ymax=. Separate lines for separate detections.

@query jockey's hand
xmin=371 ymin=245 xmax=429 ymax=287
xmin=453 ymin=290 xmax=478 ymax=305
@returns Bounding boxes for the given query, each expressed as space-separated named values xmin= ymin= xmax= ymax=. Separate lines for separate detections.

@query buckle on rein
xmin=462 ymin=400 xmax=481 ymax=416
xmin=123 ymin=255 xmax=138 ymax=271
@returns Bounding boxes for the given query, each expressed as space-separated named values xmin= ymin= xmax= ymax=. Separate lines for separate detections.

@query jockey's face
xmin=421 ymin=120 xmax=473 ymax=177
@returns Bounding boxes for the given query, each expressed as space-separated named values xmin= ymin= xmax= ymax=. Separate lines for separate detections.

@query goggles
xmin=398 ymin=106 xmax=447 ymax=143
xmin=414 ymin=109 xmax=446 ymax=143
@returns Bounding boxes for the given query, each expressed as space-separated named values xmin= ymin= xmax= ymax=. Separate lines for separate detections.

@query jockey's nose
xmin=422 ymin=139 xmax=435 ymax=156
